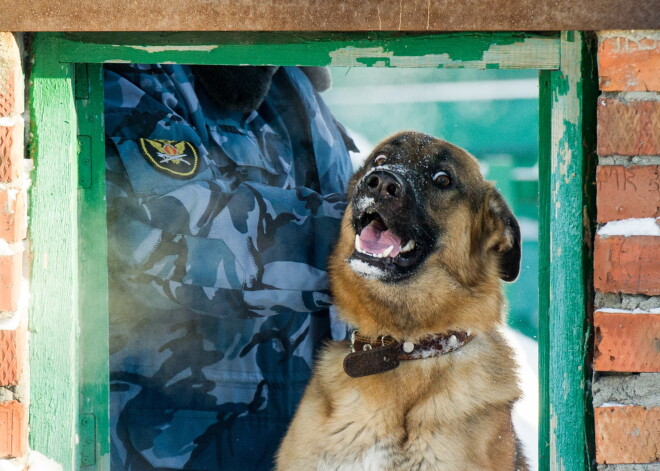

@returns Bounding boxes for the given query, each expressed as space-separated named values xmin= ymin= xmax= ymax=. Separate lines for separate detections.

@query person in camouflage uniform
xmin=105 ymin=64 xmax=355 ymax=470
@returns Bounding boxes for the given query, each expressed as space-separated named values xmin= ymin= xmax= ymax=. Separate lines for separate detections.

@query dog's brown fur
xmin=277 ymin=132 xmax=528 ymax=471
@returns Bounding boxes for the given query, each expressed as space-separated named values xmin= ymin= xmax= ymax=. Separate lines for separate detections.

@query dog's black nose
xmin=365 ymin=171 xmax=404 ymax=199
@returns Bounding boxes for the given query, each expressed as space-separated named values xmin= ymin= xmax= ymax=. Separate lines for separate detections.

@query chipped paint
xmin=122 ymin=45 xmax=218 ymax=53
xmin=482 ymin=38 xmax=561 ymax=69
xmin=545 ymin=32 xmax=595 ymax=471
xmin=328 ymin=37 xmax=559 ymax=69
xmin=549 ymin=407 xmax=560 ymax=470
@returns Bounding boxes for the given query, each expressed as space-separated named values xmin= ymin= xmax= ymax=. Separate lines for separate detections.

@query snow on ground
xmin=503 ymin=326 xmax=539 ymax=471
xmin=27 ymin=451 xmax=63 ymax=471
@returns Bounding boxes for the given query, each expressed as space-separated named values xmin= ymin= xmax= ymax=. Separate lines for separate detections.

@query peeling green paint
xmin=543 ymin=32 xmax=597 ymax=471
xmin=328 ymin=37 xmax=559 ymax=69
xmin=52 ymin=32 xmax=561 ymax=69
xmin=124 ymin=45 xmax=219 ymax=53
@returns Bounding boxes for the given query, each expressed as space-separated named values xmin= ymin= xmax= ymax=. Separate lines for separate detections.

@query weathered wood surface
xmin=2 ymin=0 xmax=659 ymax=32
xmin=28 ymin=34 xmax=80 ymax=470
xmin=542 ymin=31 xmax=597 ymax=471
xmin=54 ymin=32 xmax=561 ymax=70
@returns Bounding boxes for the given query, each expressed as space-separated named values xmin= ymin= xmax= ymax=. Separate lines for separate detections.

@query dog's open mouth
xmin=355 ymin=212 xmax=416 ymax=260
xmin=350 ymin=208 xmax=429 ymax=281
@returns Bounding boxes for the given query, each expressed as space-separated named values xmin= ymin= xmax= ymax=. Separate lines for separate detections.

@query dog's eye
xmin=432 ymin=171 xmax=451 ymax=187
xmin=374 ymin=154 xmax=387 ymax=165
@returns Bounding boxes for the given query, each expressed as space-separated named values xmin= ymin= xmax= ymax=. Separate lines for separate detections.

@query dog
xmin=276 ymin=131 xmax=528 ymax=471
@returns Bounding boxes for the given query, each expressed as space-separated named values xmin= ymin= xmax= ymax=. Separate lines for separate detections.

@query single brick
xmin=598 ymin=36 xmax=660 ymax=92
xmin=594 ymin=236 xmax=660 ymax=295
xmin=594 ymin=311 xmax=660 ymax=372
xmin=0 ymin=69 xmax=19 ymax=118
xmin=596 ymin=166 xmax=660 ymax=222
xmin=0 ymin=401 xmax=26 ymax=458
xmin=0 ymin=252 xmax=21 ymax=312
xmin=0 ymin=121 xmax=23 ymax=183
xmin=0 ymin=322 xmax=25 ymax=387
xmin=0 ymin=188 xmax=26 ymax=243
xmin=595 ymin=406 xmax=660 ymax=464
xmin=597 ymin=99 xmax=660 ymax=157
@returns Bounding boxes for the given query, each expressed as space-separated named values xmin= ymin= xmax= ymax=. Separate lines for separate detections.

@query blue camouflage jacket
xmin=105 ymin=64 xmax=353 ymax=470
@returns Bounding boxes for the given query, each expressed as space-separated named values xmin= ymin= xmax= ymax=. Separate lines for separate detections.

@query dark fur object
xmin=191 ymin=65 xmax=278 ymax=113
xmin=192 ymin=65 xmax=333 ymax=113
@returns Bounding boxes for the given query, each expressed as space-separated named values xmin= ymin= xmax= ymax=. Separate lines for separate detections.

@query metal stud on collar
xmin=402 ymin=341 xmax=415 ymax=353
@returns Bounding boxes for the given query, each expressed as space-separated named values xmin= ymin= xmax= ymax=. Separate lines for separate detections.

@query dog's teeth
xmin=355 ymin=235 xmax=362 ymax=252
xmin=382 ymin=246 xmax=394 ymax=258
xmin=401 ymin=240 xmax=416 ymax=253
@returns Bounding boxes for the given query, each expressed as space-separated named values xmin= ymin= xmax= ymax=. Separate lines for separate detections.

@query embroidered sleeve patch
xmin=139 ymin=139 xmax=200 ymax=179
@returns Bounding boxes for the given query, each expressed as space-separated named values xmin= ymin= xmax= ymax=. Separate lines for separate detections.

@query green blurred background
xmin=326 ymin=67 xmax=540 ymax=339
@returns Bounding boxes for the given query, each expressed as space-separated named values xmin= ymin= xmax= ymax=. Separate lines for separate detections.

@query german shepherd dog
xmin=277 ymin=131 xmax=527 ymax=471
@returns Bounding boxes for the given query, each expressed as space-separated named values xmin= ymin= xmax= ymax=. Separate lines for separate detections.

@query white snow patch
xmin=348 ymin=259 xmax=385 ymax=280
xmin=596 ymin=308 xmax=660 ymax=314
xmin=23 ymin=159 xmax=34 ymax=174
xmin=354 ymin=196 xmax=374 ymax=213
xmin=0 ymin=239 xmax=23 ymax=257
xmin=0 ymin=239 xmax=15 ymax=256
xmin=0 ymin=311 xmax=20 ymax=330
xmin=28 ymin=451 xmax=63 ymax=471
xmin=597 ymin=218 xmax=660 ymax=237
xmin=0 ymin=459 xmax=23 ymax=471
xmin=503 ymin=327 xmax=538 ymax=471
xmin=0 ymin=116 xmax=20 ymax=127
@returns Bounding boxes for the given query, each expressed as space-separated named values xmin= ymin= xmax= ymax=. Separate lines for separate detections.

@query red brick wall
xmin=0 ymin=32 xmax=28 ymax=466
xmin=594 ymin=30 xmax=660 ymax=468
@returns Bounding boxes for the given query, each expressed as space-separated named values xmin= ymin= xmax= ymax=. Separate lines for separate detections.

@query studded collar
xmin=343 ymin=330 xmax=474 ymax=378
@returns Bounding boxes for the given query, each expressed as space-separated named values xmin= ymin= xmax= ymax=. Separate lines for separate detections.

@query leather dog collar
xmin=343 ymin=330 xmax=474 ymax=378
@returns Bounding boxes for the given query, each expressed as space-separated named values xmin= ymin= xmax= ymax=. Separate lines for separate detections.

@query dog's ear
xmin=485 ymin=189 xmax=521 ymax=282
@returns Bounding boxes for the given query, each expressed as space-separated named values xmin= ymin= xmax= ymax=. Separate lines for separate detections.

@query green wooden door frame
xmin=29 ymin=31 xmax=596 ymax=471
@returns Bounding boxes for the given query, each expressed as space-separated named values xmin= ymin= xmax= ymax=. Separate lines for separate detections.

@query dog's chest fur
xmin=284 ymin=337 xmax=521 ymax=471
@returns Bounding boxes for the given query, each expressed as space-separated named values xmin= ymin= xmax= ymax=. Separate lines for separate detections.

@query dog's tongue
xmin=359 ymin=220 xmax=402 ymax=257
